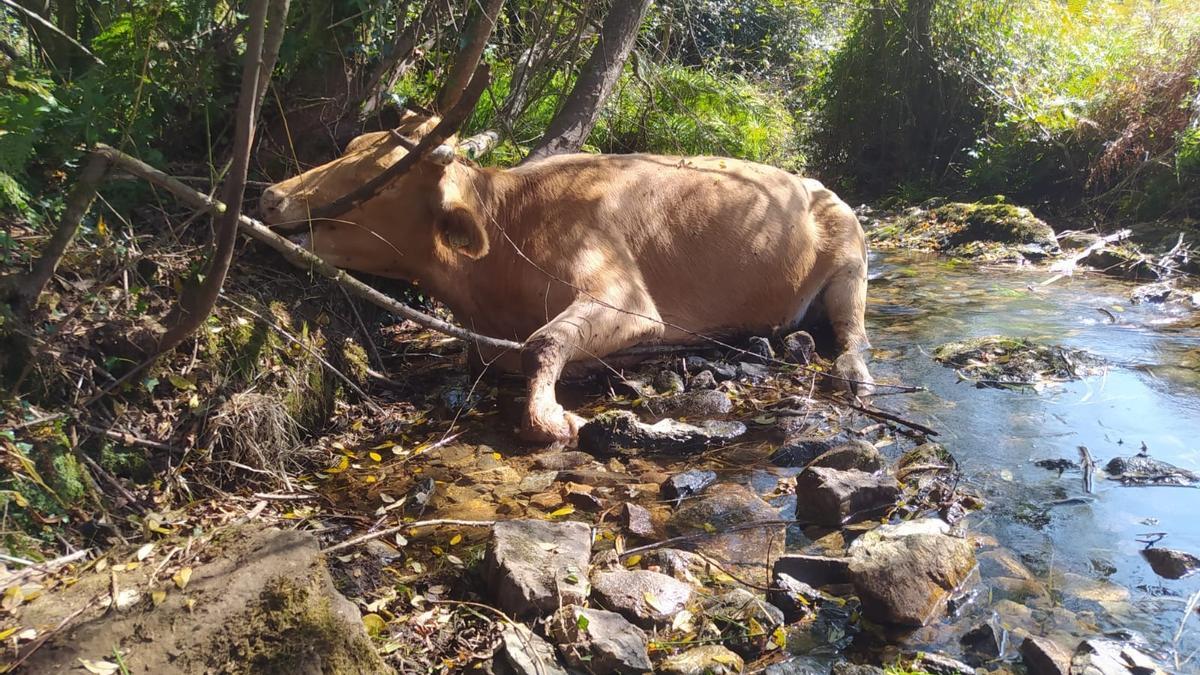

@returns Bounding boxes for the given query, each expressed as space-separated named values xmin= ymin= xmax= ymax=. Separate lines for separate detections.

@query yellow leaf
xmin=431 ymin=546 xmax=444 ymax=556
xmin=325 ymin=455 xmax=350 ymax=474
xmin=151 ymin=589 xmax=167 ymax=606
xmin=362 ymin=613 xmax=386 ymax=636
xmin=173 ymin=567 xmax=192 ymax=590
xmin=95 ymin=215 xmax=108 ymax=238
xmin=624 ymin=554 xmax=642 ymax=567
xmin=95 ymin=558 xmax=108 ymax=573
xmin=643 ymin=591 xmax=669 ymax=613
xmin=2 ymin=586 xmax=24 ymax=611
xmin=187 ymin=393 xmax=200 ymax=409
xmin=491 ymin=452 xmax=502 ymax=460
xmin=371 ymin=441 xmax=395 ymax=450
xmin=748 ymin=616 xmax=765 ymax=637
xmin=449 ymin=534 xmax=462 ymax=546
xmin=702 ymin=522 xmax=717 ymax=534
xmin=369 ymin=452 xmax=382 ymax=462
xmin=124 ymin=562 xmax=140 ymax=571
xmin=0 ymin=627 xmax=17 ymax=640
xmin=549 ymin=505 xmax=575 ymax=518
xmin=770 ymin=626 xmax=787 ymax=650
xmin=363 ymin=475 xmax=377 ymax=484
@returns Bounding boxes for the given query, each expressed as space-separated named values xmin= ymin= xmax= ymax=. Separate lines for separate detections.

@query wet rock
xmin=1021 ymin=636 xmax=1074 ymax=675
xmin=533 ymin=452 xmax=593 ymax=471
xmin=783 ymin=331 xmax=817 ymax=364
xmin=934 ymin=336 xmax=1103 ymax=388
xmin=764 ymin=656 xmax=834 ymax=674
xmin=794 ymin=467 xmax=900 ymax=526
xmin=591 ymin=569 xmax=694 ymax=628
xmin=499 ymin=622 xmax=569 ymax=675
xmin=737 ymin=361 xmax=771 ymax=382
xmin=846 ymin=519 xmax=976 ymax=626
xmin=640 ymin=548 xmax=710 ymax=584
xmin=578 ymin=410 xmax=746 ymax=455
xmin=682 ymin=355 xmax=736 ymax=381
xmin=901 ymin=652 xmax=976 ymax=675
xmin=960 ymin=620 xmax=1004 ymax=661
xmin=654 ymin=369 xmax=685 ymax=394
xmin=657 ymin=645 xmax=744 ymax=675
xmin=565 ymin=486 xmax=606 ymax=511
xmin=559 ymin=468 xmax=637 ymax=487
xmin=1105 ymin=455 xmax=1199 ymax=486
xmin=622 ymin=503 xmax=656 ymax=538
xmin=669 ymin=483 xmax=777 ymax=533
xmin=747 ymin=336 xmax=776 ymax=364
xmin=486 ymin=519 xmax=592 ymax=618
xmin=688 ymin=369 xmax=718 ymax=390
xmin=830 ymin=665 xmax=886 ymax=675
xmin=876 ymin=201 xmax=1058 ymax=258
xmin=1034 ymin=458 xmax=1078 ymax=474
xmin=518 ymin=471 xmax=559 ymax=494
xmin=1083 ymin=246 xmax=1159 ymax=281
xmin=1141 ymin=547 xmax=1200 ymax=579
xmin=768 ymin=573 xmax=828 ymax=622
xmin=1071 ymin=638 xmax=1162 ymax=675
xmin=644 ymin=389 xmax=733 ymax=418
xmin=661 ymin=469 xmax=718 ymax=502
xmin=897 ymin=442 xmax=958 ymax=478
xmin=773 ymin=554 xmax=852 ymax=587
xmin=808 ymin=441 xmax=885 ymax=472
xmin=702 ymin=588 xmax=785 ymax=653
xmin=771 ymin=431 xmax=852 ymax=467
xmin=1058 ymin=231 xmax=1102 ymax=249
xmin=547 ymin=605 xmax=652 ymax=674
xmin=1130 ymin=281 xmax=1173 ymax=304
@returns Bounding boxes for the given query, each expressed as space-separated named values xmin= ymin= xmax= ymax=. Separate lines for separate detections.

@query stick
xmin=836 ymin=399 xmax=939 ymax=437
xmin=0 ymin=0 xmax=104 ymax=66
xmin=320 ymin=518 xmax=495 ymax=554
xmin=434 ymin=0 xmax=504 ymax=112
xmin=1041 ymin=229 xmax=1132 ymax=286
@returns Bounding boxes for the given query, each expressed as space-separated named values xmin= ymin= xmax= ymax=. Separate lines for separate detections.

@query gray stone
xmin=653 ymin=369 xmax=685 ymax=394
xmin=794 ymin=467 xmax=900 ymax=526
xmin=747 ymin=336 xmax=776 ymax=364
xmin=644 ymin=390 xmax=733 ymax=418
xmin=640 ymin=548 xmax=710 ymax=584
xmin=960 ymin=620 xmax=1003 ymax=660
xmin=702 ymin=588 xmax=785 ymax=652
xmin=808 ymin=441 xmax=885 ymax=472
xmin=533 ymin=452 xmax=593 ymax=471
xmin=658 ymin=646 xmax=744 ymax=675
xmin=518 ymin=471 xmax=559 ymax=494
xmin=682 ymin=356 xmax=736 ymax=381
xmin=622 ymin=503 xmax=655 ymax=538
xmin=688 ymin=369 xmax=718 ymax=390
xmin=782 ymin=331 xmax=816 ymax=364
xmin=903 ymin=652 xmax=976 ymax=675
xmin=1071 ymin=638 xmax=1162 ymax=675
xmin=486 ymin=520 xmax=592 ymax=618
xmin=737 ymin=361 xmax=771 ymax=382
xmin=578 ymin=410 xmax=746 ymax=455
xmin=768 ymin=573 xmax=828 ymax=622
xmin=766 ymin=657 xmax=838 ymax=674
xmin=547 ymin=605 xmax=652 ymax=674
xmin=1141 ymin=547 xmax=1200 ymax=579
xmin=772 ymin=554 xmax=852 ymax=587
xmin=661 ymin=469 xmax=718 ymax=502
xmin=846 ymin=519 xmax=976 ymax=627
xmin=1130 ymin=282 xmax=1173 ymax=304
xmin=499 ymin=622 xmax=568 ymax=675
xmin=1105 ymin=455 xmax=1199 ymax=486
xmin=669 ymin=483 xmax=777 ymax=533
xmin=830 ymin=665 xmax=886 ymax=675
xmin=591 ymin=569 xmax=693 ymax=628
xmin=771 ymin=432 xmax=851 ymax=466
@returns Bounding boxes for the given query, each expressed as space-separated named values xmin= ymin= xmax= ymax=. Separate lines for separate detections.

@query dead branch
xmin=435 ymin=0 xmax=504 ymax=112
xmin=457 ymin=130 xmax=501 ymax=159
xmin=1041 ymin=228 xmax=1132 ymax=286
xmin=254 ymin=0 xmax=291 ymax=114
xmin=0 ymin=0 xmax=103 ymax=66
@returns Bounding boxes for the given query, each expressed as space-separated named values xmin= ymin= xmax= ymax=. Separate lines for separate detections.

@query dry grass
xmin=205 ymin=390 xmax=315 ymax=488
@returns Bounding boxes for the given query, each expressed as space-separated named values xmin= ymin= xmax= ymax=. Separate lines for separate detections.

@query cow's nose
xmin=259 ymin=187 xmax=286 ymax=223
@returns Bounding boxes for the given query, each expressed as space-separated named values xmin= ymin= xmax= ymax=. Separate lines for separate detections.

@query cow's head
xmin=259 ymin=111 xmax=489 ymax=278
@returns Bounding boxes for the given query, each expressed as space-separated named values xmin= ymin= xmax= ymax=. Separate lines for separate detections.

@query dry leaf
xmin=369 ymin=452 xmax=382 ymax=462
xmin=114 ymin=589 xmax=140 ymax=610
xmin=2 ymin=585 xmax=24 ymax=611
xmin=362 ymin=613 xmax=386 ymax=636
xmin=549 ymin=505 xmax=575 ymax=518
xmin=151 ymin=589 xmax=167 ymax=606
xmin=325 ymin=455 xmax=350 ymax=474
xmin=136 ymin=543 xmax=155 ymax=561
xmin=623 ymin=554 xmax=642 ymax=567
xmin=78 ymin=658 xmax=119 ymax=675
xmin=173 ymin=567 xmax=193 ymax=590
xmin=0 ymin=627 xmax=16 ymax=641
xmin=449 ymin=534 xmax=462 ymax=546
xmin=94 ymin=558 xmax=108 ymax=573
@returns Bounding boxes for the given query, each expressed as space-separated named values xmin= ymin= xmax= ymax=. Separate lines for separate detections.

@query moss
xmin=99 ymin=441 xmax=153 ymax=483
xmin=935 ymin=202 xmax=1057 ymax=248
xmin=341 ymin=339 xmax=370 ymax=385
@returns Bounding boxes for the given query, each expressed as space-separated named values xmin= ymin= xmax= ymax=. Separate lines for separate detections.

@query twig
xmin=834 ymin=399 xmax=939 ymax=437
xmin=77 ymin=452 xmax=146 ymax=514
xmin=0 ymin=0 xmax=104 ymax=66
xmin=79 ymin=423 xmax=175 ymax=453
xmin=321 ymin=518 xmax=496 ymax=554
xmin=1041 ymin=229 xmax=1132 ymax=286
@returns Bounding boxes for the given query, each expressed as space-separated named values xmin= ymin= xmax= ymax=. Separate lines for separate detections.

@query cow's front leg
xmin=520 ymin=292 xmax=664 ymax=443
xmin=822 ymin=259 xmax=875 ymax=397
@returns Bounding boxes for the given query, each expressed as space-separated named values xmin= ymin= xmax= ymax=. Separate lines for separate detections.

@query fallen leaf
xmin=2 ymin=586 xmax=24 ymax=611
xmin=769 ymin=625 xmax=787 ymax=650
xmin=0 ymin=627 xmax=17 ymax=641
xmin=575 ymin=613 xmax=589 ymax=632
xmin=549 ymin=505 xmax=575 ymax=518
xmin=492 ymin=452 xmax=502 ymax=461
xmin=78 ymin=658 xmax=119 ymax=674
xmin=431 ymin=545 xmax=444 ymax=556
xmin=449 ymin=534 xmax=462 ymax=546
xmin=95 ymin=558 xmax=108 ymax=573
xmin=643 ymin=591 xmax=669 ymax=613
xmin=748 ymin=616 xmax=765 ymax=637
xmin=371 ymin=441 xmax=396 ymax=450
xmin=362 ymin=613 xmax=386 ymax=636
xmin=173 ymin=567 xmax=193 ymax=590
xmin=369 ymin=452 xmax=382 ymax=462
xmin=114 ymin=589 xmax=140 ymax=610
xmin=151 ymin=589 xmax=167 ymax=606
xmin=624 ymin=554 xmax=642 ymax=567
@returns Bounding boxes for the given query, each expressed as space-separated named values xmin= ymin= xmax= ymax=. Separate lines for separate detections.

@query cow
xmin=259 ymin=114 xmax=874 ymax=443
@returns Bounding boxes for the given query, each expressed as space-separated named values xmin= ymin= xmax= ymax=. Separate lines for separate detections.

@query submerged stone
xmin=643 ymin=389 xmax=733 ymax=418
xmin=1021 ymin=636 xmax=1073 ymax=675
xmin=701 ymin=588 xmax=785 ymax=653
xmin=657 ymin=645 xmax=744 ymax=675
xmin=771 ymin=431 xmax=852 ymax=467
xmin=1141 ymin=547 xmax=1200 ymax=579
xmin=1105 ymin=455 xmax=1199 ymax=486
xmin=661 ymin=469 xmax=718 ymax=502
xmin=578 ymin=410 xmax=746 ymax=455
xmin=933 ymin=336 xmax=1103 ymax=388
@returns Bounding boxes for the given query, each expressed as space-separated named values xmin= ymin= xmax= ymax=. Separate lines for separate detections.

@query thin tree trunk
xmin=523 ymin=0 xmax=652 ymax=163
xmin=359 ymin=0 xmax=453 ymax=117
xmin=435 ymin=0 xmax=505 ymax=113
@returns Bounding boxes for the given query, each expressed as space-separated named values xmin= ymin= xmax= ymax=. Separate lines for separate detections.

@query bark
xmin=523 ymin=0 xmax=652 ymax=163
xmin=435 ymin=0 xmax=505 ymax=113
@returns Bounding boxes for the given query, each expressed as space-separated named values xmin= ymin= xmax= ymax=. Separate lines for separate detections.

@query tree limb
xmin=434 ymin=0 xmax=505 ymax=113
xmin=0 ymin=0 xmax=103 ymax=66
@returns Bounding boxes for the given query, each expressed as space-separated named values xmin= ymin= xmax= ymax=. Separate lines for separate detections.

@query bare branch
xmin=0 ymin=0 xmax=103 ymax=66
xmin=435 ymin=0 xmax=504 ymax=112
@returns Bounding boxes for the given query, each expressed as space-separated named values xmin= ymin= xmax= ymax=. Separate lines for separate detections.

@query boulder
xmin=1105 ymin=455 xmax=1199 ymax=486
xmin=499 ymin=622 xmax=569 ymax=675
xmin=1021 ymin=636 xmax=1073 ymax=675
xmin=578 ymin=411 xmax=746 ymax=455
xmin=622 ymin=503 xmax=656 ymax=538
xmin=547 ymin=605 xmax=652 ymax=674
xmin=643 ymin=390 xmax=733 ymax=418
xmin=846 ymin=519 xmax=976 ymax=626
xmin=657 ymin=645 xmax=745 ymax=675
xmin=661 ymin=469 xmax=718 ymax=502
xmin=771 ymin=431 xmax=851 ymax=467
xmin=807 ymin=441 xmax=885 ymax=472
xmin=794 ymin=467 xmax=900 ymax=526
xmin=1130 ymin=281 xmax=1173 ymax=304
xmin=590 ymin=569 xmax=694 ymax=628
xmin=1141 ymin=547 xmax=1200 ymax=580
xmin=1070 ymin=638 xmax=1162 ymax=675
xmin=486 ymin=519 xmax=592 ymax=618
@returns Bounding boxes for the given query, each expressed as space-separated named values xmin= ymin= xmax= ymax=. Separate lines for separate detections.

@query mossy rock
xmin=933 ymin=336 xmax=1102 ymax=389
xmin=871 ymin=201 xmax=1058 ymax=259
xmin=935 ymin=202 xmax=1057 ymax=249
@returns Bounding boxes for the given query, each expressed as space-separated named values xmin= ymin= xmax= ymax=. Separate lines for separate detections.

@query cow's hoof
xmin=834 ymin=352 xmax=875 ymax=398
xmin=520 ymin=402 xmax=584 ymax=443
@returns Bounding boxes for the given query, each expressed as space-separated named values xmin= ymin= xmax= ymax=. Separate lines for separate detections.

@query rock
xmin=658 ymin=646 xmax=745 ymax=675
xmin=1070 ymin=638 xmax=1162 ymax=675
xmin=939 ymin=202 xmax=1057 ymax=248
xmin=499 ymin=622 xmax=569 ymax=675
xmin=547 ymin=605 xmax=652 ymax=674
xmin=747 ymin=336 xmax=776 ymax=363
xmin=661 ymin=469 xmax=718 ymax=502
xmin=559 ymin=468 xmax=637 ymax=487
xmin=782 ymin=331 xmax=816 ymax=364
xmin=960 ymin=620 xmax=1004 ymax=661
xmin=640 ymin=548 xmax=711 ymax=584
xmin=901 ymin=652 xmax=977 ymax=675
xmin=846 ymin=519 xmax=976 ymax=626
xmin=19 ymin=527 xmax=389 ymax=674
xmin=1105 ymin=455 xmax=1199 ymax=486
xmin=830 ymin=665 xmax=886 ymax=675
xmin=688 ymin=369 xmax=718 ymax=390
xmin=486 ymin=519 xmax=592 ymax=618
xmin=934 ymin=336 xmax=1103 ymax=388
xmin=808 ymin=441 xmax=885 ymax=472
xmin=768 ymin=573 xmax=828 ymax=622
xmin=669 ymin=483 xmax=777 ymax=533
xmin=771 ymin=431 xmax=851 ymax=466
xmin=1130 ymin=281 xmax=1173 ymax=304
xmin=1083 ymin=246 xmax=1160 ymax=281
xmin=622 ymin=503 xmax=656 ymax=538
xmin=654 ymin=369 xmax=685 ymax=394
xmin=533 ymin=452 xmax=593 ymax=471
xmin=702 ymin=588 xmax=785 ymax=652
xmin=737 ymin=361 xmax=771 ymax=382
xmin=518 ymin=471 xmax=560 ymax=493
xmin=643 ymin=389 xmax=733 ymax=418
xmin=772 ymin=554 xmax=852 ymax=587
xmin=764 ymin=656 xmax=835 ymax=674
xmin=578 ymin=410 xmax=746 ymax=455
xmin=1141 ymin=547 xmax=1200 ymax=579
xmin=591 ymin=569 xmax=694 ymax=628
xmin=1022 ymin=636 xmax=1073 ymax=675
xmin=1058 ymin=231 xmax=1102 ymax=249
xmin=682 ymin=355 xmax=737 ymax=381
xmin=794 ymin=467 xmax=900 ymax=526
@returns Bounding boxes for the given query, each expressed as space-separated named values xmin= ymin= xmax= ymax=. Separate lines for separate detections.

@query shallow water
xmin=864 ymin=250 xmax=1200 ymax=661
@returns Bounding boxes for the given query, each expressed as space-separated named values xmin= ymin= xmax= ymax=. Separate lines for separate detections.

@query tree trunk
xmin=435 ymin=0 xmax=505 ymax=113
xmin=523 ymin=0 xmax=652 ymax=163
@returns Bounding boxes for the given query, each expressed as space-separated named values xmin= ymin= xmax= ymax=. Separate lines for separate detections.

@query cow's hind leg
xmin=521 ymin=291 xmax=664 ymax=443
xmin=821 ymin=260 xmax=875 ymax=397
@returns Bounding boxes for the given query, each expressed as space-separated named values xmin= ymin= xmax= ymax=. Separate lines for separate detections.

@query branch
xmin=434 ymin=0 xmax=504 ymax=112
xmin=309 ymin=64 xmax=491 ymax=221
xmin=456 ymin=130 xmax=500 ymax=159
xmin=0 ymin=0 xmax=103 ymax=66
xmin=254 ymin=0 xmax=291 ymax=115
xmin=359 ymin=0 xmax=454 ymax=117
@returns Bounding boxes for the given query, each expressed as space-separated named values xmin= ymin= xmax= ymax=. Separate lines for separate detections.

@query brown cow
xmin=260 ymin=115 xmax=874 ymax=442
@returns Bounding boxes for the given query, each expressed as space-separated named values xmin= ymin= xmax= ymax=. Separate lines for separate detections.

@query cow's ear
xmin=436 ymin=202 xmax=489 ymax=259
